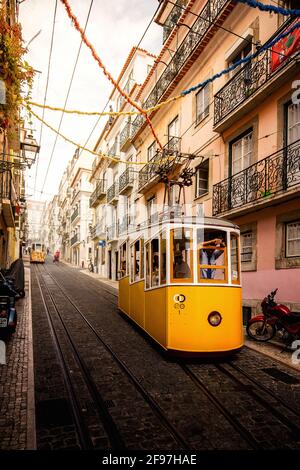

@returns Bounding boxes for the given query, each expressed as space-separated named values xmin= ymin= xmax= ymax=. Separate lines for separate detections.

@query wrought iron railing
xmin=131 ymin=0 xmax=228 ymax=139
xmin=70 ymin=206 xmax=80 ymax=223
xmin=70 ymin=233 xmax=79 ymax=246
xmin=107 ymin=181 xmax=119 ymax=203
xmin=163 ymin=0 xmax=183 ymax=43
xmin=120 ymin=120 xmax=132 ymax=149
xmin=138 ymin=136 xmax=181 ymax=191
xmin=89 ymin=179 xmax=107 ymax=207
xmin=214 ymin=18 xmax=300 ymax=126
xmin=119 ymin=167 xmax=134 ymax=193
xmin=90 ymin=219 xmax=106 ymax=239
xmin=108 ymin=141 xmax=119 ymax=159
xmin=213 ymin=139 xmax=300 ymax=215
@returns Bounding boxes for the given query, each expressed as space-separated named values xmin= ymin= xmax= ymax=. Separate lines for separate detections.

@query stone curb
xmin=25 ymin=264 xmax=36 ymax=449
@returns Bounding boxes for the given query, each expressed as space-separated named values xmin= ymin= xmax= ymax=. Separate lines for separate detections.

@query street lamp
xmin=20 ymin=132 xmax=40 ymax=168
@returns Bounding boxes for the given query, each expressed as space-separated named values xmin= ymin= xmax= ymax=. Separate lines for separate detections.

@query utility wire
xmin=40 ymin=0 xmax=94 ymax=195
xmin=33 ymin=0 xmax=58 ymax=197
xmin=79 ymin=0 xmax=163 ymax=157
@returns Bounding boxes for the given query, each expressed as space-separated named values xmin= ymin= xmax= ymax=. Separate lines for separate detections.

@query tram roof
xmin=139 ymin=216 xmax=239 ymax=231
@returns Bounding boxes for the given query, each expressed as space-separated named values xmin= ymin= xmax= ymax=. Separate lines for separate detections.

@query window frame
xmin=230 ymin=232 xmax=241 ymax=285
xmin=195 ymin=84 xmax=209 ymax=125
xmin=197 ymin=229 xmax=229 ymax=284
xmin=285 ymin=220 xmax=300 ymax=258
xmin=119 ymin=240 xmax=128 ymax=279
xmin=170 ymin=227 xmax=194 ymax=284
xmin=195 ymin=159 xmax=209 ymax=199
xmin=229 ymin=128 xmax=253 ymax=177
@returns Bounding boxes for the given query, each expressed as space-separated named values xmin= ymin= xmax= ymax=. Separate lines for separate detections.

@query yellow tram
xmin=118 ymin=216 xmax=243 ymax=355
xmin=30 ymin=242 xmax=46 ymax=264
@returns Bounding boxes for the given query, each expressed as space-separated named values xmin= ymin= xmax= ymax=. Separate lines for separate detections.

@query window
xmin=230 ymin=233 xmax=240 ymax=284
xmin=147 ymin=196 xmax=157 ymax=224
xmin=130 ymin=238 xmax=144 ymax=282
xmin=151 ymin=238 xmax=159 ymax=287
xmin=241 ymin=231 xmax=253 ymax=263
xmin=145 ymin=242 xmax=151 ymax=288
xmin=168 ymin=116 xmax=179 ymax=141
xmin=228 ymin=41 xmax=252 ymax=79
xmin=195 ymin=160 xmax=209 ymax=198
xmin=198 ymin=228 xmax=227 ymax=282
xmin=286 ymin=221 xmax=300 ymax=257
xmin=171 ymin=228 xmax=193 ymax=283
xmin=147 ymin=142 xmax=156 ymax=162
xmin=230 ymin=130 xmax=253 ymax=176
xmin=286 ymin=102 xmax=300 ymax=145
xmin=120 ymin=242 xmax=127 ymax=278
xmin=160 ymin=232 xmax=167 ymax=285
xmin=196 ymin=85 xmax=209 ymax=124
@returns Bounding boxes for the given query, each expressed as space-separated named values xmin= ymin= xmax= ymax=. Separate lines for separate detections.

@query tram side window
xmin=230 ymin=233 xmax=240 ymax=284
xmin=145 ymin=242 xmax=151 ymax=289
xmin=134 ymin=240 xmax=140 ymax=281
xmin=171 ymin=228 xmax=193 ymax=283
xmin=151 ymin=238 xmax=159 ymax=287
xmin=198 ymin=229 xmax=227 ymax=282
xmin=160 ymin=232 xmax=167 ymax=285
xmin=120 ymin=242 xmax=127 ymax=278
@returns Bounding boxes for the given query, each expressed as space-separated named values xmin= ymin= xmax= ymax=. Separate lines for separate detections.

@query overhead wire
xmin=33 ymin=0 xmax=58 ymax=197
xmin=40 ymin=0 xmax=95 ymax=195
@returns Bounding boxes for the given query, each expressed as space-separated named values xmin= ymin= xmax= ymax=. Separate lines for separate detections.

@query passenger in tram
xmin=173 ymin=251 xmax=191 ymax=279
xmin=200 ymin=237 xmax=225 ymax=280
xmin=152 ymin=252 xmax=159 ymax=286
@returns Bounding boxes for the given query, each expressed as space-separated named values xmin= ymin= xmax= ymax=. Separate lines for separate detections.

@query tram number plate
xmin=0 ymin=318 xmax=7 ymax=328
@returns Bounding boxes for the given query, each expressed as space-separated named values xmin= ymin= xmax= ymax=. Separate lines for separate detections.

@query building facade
xmin=89 ymin=0 xmax=300 ymax=314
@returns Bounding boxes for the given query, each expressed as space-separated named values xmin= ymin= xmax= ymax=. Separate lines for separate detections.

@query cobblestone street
xmin=29 ymin=259 xmax=300 ymax=451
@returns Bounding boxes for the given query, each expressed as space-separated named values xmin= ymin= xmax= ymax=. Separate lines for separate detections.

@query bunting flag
xmin=271 ymin=19 xmax=300 ymax=72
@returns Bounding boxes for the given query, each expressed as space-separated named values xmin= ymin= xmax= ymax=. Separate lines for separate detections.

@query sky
xmin=19 ymin=0 xmax=162 ymax=201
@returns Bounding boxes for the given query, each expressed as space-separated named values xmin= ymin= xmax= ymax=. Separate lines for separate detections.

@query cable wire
xmin=33 ymin=0 xmax=58 ymax=197
xmin=40 ymin=0 xmax=95 ymax=196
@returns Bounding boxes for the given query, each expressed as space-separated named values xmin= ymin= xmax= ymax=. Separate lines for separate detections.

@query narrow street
xmin=31 ymin=259 xmax=300 ymax=451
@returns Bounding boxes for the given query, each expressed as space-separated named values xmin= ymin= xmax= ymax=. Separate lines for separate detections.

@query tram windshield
xmin=32 ymin=243 xmax=44 ymax=251
xmin=197 ymin=228 xmax=227 ymax=282
xmin=171 ymin=228 xmax=193 ymax=283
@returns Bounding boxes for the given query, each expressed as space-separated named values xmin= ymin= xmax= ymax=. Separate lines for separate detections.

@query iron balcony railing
xmin=89 ymin=179 xmax=107 ymax=207
xmin=120 ymin=120 xmax=133 ymax=149
xmin=119 ymin=167 xmax=134 ymax=193
xmin=163 ymin=0 xmax=183 ymax=43
xmin=131 ymin=0 xmax=229 ymax=139
xmin=214 ymin=18 xmax=300 ymax=126
xmin=108 ymin=141 xmax=119 ymax=159
xmin=107 ymin=181 xmax=119 ymax=203
xmin=138 ymin=136 xmax=181 ymax=191
xmin=212 ymin=138 xmax=300 ymax=216
xmin=70 ymin=233 xmax=79 ymax=246
xmin=90 ymin=220 xmax=106 ymax=239
xmin=70 ymin=206 xmax=80 ymax=223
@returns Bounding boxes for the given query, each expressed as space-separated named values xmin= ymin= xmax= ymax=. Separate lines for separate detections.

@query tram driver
xmin=200 ymin=237 xmax=225 ymax=280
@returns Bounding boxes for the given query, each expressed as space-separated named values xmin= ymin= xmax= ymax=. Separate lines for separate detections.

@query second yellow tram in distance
xmin=118 ymin=216 xmax=243 ymax=356
xmin=30 ymin=242 xmax=46 ymax=263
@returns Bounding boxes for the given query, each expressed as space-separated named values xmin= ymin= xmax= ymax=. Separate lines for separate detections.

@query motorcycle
xmin=53 ymin=254 xmax=59 ymax=262
xmin=246 ymin=288 xmax=300 ymax=343
xmin=0 ymin=272 xmax=18 ymax=337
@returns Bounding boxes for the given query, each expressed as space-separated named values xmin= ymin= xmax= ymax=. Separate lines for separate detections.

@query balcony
xmin=131 ymin=0 xmax=233 ymax=140
xmin=213 ymin=138 xmax=300 ymax=216
xmin=120 ymin=120 xmax=133 ymax=151
xmin=107 ymin=141 xmax=120 ymax=167
xmin=138 ymin=136 xmax=181 ymax=193
xmin=89 ymin=179 xmax=107 ymax=208
xmin=70 ymin=207 xmax=80 ymax=223
xmin=119 ymin=167 xmax=134 ymax=195
xmin=107 ymin=181 xmax=119 ymax=204
xmin=163 ymin=0 xmax=183 ymax=44
xmin=214 ymin=18 xmax=300 ymax=131
xmin=70 ymin=233 xmax=79 ymax=246
xmin=90 ymin=220 xmax=106 ymax=239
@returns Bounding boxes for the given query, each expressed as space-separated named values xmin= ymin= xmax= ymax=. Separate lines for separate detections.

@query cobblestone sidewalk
xmin=0 ymin=260 xmax=35 ymax=450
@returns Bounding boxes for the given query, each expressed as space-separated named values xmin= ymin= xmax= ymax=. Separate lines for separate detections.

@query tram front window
xmin=171 ymin=228 xmax=193 ymax=283
xmin=198 ymin=229 xmax=227 ymax=282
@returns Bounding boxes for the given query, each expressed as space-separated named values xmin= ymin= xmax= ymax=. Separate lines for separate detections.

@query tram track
xmin=37 ymin=263 xmax=191 ymax=450
xmin=34 ymin=265 xmax=123 ymax=450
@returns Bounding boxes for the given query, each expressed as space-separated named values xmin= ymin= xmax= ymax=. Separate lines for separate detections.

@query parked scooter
xmin=53 ymin=251 xmax=60 ymax=262
xmin=0 ymin=271 xmax=18 ymax=337
xmin=246 ymin=288 xmax=300 ymax=343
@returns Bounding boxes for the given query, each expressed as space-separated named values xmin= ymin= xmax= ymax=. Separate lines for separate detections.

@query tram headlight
xmin=208 ymin=311 xmax=222 ymax=327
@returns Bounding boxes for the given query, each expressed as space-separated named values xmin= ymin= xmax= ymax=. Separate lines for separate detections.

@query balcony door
xmin=285 ymin=101 xmax=300 ymax=146
xmin=284 ymin=101 xmax=300 ymax=188
xmin=228 ymin=129 xmax=253 ymax=209
xmin=168 ymin=116 xmax=179 ymax=150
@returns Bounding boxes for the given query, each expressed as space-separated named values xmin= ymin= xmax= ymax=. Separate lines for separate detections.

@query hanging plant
xmin=0 ymin=8 xmax=34 ymax=138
